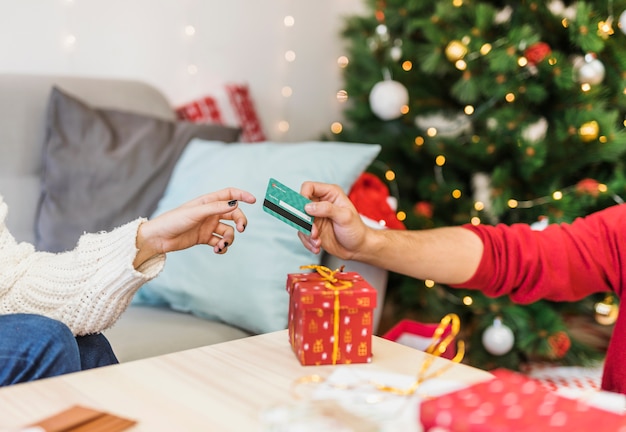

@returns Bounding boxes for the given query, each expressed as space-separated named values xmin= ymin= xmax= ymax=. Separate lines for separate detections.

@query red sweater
xmin=455 ymin=204 xmax=626 ymax=394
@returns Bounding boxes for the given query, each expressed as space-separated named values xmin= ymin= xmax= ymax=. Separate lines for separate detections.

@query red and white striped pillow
xmin=176 ymin=83 xmax=266 ymax=143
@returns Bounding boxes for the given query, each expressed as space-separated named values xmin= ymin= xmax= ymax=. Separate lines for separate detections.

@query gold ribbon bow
xmin=300 ymin=265 xmax=354 ymax=364
xmin=375 ymin=313 xmax=465 ymax=396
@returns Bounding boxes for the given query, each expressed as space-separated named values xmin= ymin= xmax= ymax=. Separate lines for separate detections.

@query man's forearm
xmin=355 ymin=226 xmax=484 ymax=284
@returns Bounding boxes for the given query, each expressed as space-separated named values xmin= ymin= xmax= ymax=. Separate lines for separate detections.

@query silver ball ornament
xmin=619 ymin=10 xmax=626 ymax=35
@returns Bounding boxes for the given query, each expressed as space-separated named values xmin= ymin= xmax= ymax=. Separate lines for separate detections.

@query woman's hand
xmin=133 ymin=187 xmax=256 ymax=268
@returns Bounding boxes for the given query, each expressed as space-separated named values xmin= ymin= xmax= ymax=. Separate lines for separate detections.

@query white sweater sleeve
xmin=0 ymin=197 xmax=165 ymax=335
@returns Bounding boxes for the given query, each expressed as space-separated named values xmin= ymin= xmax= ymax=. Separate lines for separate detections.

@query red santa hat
xmin=348 ymin=172 xmax=406 ymax=230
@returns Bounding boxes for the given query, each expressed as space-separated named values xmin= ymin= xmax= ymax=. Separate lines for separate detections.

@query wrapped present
xmin=383 ymin=319 xmax=457 ymax=360
xmin=286 ymin=265 xmax=377 ymax=366
xmin=420 ymin=368 xmax=626 ymax=431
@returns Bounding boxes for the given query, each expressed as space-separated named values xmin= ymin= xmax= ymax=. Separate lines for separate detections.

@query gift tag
xmin=263 ymin=178 xmax=314 ymax=234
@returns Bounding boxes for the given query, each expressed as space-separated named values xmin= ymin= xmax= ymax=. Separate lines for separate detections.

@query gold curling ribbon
xmin=300 ymin=265 xmax=353 ymax=365
xmin=374 ymin=313 xmax=465 ymax=396
xmin=291 ymin=313 xmax=465 ymax=401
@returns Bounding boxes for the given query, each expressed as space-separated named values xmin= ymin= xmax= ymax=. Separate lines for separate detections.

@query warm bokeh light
xmin=435 ymin=155 xmax=446 ymax=166
xmin=337 ymin=56 xmax=349 ymax=68
xmin=285 ymin=50 xmax=296 ymax=62
xmin=330 ymin=122 xmax=342 ymax=134
xmin=336 ymin=89 xmax=348 ymax=102
xmin=385 ymin=170 xmax=396 ymax=181
xmin=281 ymin=86 xmax=293 ymax=97
xmin=64 ymin=34 xmax=76 ymax=48
xmin=278 ymin=121 xmax=290 ymax=132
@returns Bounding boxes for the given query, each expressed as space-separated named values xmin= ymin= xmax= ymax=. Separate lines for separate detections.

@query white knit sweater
xmin=0 ymin=196 xmax=165 ymax=336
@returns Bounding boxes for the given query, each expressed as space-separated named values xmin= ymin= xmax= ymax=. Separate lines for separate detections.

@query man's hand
xmin=298 ymin=181 xmax=370 ymax=261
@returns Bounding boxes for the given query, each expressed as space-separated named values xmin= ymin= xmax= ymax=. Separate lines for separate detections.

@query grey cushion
xmin=35 ymin=87 xmax=242 ymax=252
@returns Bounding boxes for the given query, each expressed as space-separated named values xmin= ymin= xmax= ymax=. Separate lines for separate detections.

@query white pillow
xmin=134 ymin=139 xmax=381 ymax=334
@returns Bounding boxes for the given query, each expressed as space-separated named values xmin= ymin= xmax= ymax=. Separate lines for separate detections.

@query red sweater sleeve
xmin=453 ymin=205 xmax=626 ymax=303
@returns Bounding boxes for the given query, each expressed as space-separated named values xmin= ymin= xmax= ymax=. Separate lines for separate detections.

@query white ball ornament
xmin=369 ymin=80 xmax=409 ymax=120
xmin=577 ymin=54 xmax=605 ymax=85
xmin=482 ymin=318 xmax=515 ymax=356
xmin=390 ymin=45 xmax=403 ymax=61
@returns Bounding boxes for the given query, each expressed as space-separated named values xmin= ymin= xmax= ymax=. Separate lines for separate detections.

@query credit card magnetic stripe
xmin=263 ymin=199 xmax=312 ymax=232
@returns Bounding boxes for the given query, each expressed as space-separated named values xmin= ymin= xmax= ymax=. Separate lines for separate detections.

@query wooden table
xmin=0 ymin=330 xmax=493 ymax=431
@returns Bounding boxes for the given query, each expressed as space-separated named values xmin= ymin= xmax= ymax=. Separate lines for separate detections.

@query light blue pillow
xmin=134 ymin=140 xmax=381 ymax=334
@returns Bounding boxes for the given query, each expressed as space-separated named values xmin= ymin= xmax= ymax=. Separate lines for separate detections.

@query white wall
xmin=0 ymin=0 xmax=365 ymax=141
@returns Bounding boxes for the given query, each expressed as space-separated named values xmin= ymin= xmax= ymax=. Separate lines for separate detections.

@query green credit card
xmin=262 ymin=178 xmax=313 ymax=235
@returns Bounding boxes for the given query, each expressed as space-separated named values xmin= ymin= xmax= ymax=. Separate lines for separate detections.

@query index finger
xmin=184 ymin=187 xmax=257 ymax=208
xmin=300 ymin=181 xmax=343 ymax=201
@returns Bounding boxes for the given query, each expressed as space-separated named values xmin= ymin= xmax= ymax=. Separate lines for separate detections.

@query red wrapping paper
xmin=383 ymin=319 xmax=457 ymax=360
xmin=286 ymin=269 xmax=377 ymax=366
xmin=420 ymin=368 xmax=626 ymax=431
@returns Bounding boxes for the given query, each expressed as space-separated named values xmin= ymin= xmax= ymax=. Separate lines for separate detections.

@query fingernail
xmin=305 ymin=203 xmax=314 ymax=212
xmin=228 ymin=200 xmax=237 ymax=207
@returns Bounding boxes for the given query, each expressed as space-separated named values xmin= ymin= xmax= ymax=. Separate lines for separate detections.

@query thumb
xmin=304 ymin=201 xmax=331 ymax=217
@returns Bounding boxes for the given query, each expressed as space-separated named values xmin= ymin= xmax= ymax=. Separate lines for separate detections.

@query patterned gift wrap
xmin=286 ymin=266 xmax=377 ymax=366
xmin=523 ymin=362 xmax=602 ymax=393
xmin=420 ymin=368 xmax=626 ymax=431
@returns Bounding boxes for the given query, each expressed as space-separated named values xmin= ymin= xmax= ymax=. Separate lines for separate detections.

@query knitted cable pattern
xmin=0 ymin=196 xmax=165 ymax=335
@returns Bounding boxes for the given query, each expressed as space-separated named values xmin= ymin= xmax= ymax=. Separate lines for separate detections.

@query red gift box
xmin=420 ymin=368 xmax=626 ymax=431
xmin=383 ymin=319 xmax=457 ymax=360
xmin=286 ymin=266 xmax=377 ymax=366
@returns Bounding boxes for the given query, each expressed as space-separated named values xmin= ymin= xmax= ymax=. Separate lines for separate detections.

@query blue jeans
xmin=0 ymin=314 xmax=118 ymax=386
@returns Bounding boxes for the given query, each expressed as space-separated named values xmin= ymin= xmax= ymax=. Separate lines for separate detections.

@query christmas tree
xmin=334 ymin=0 xmax=626 ymax=370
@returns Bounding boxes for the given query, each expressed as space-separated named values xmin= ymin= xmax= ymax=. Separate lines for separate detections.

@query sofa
xmin=0 ymin=74 xmax=388 ymax=362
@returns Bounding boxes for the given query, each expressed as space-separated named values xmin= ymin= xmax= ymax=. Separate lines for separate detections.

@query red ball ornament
xmin=547 ymin=331 xmax=571 ymax=359
xmin=414 ymin=201 xmax=434 ymax=219
xmin=524 ymin=42 xmax=551 ymax=66
xmin=575 ymin=178 xmax=600 ymax=197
